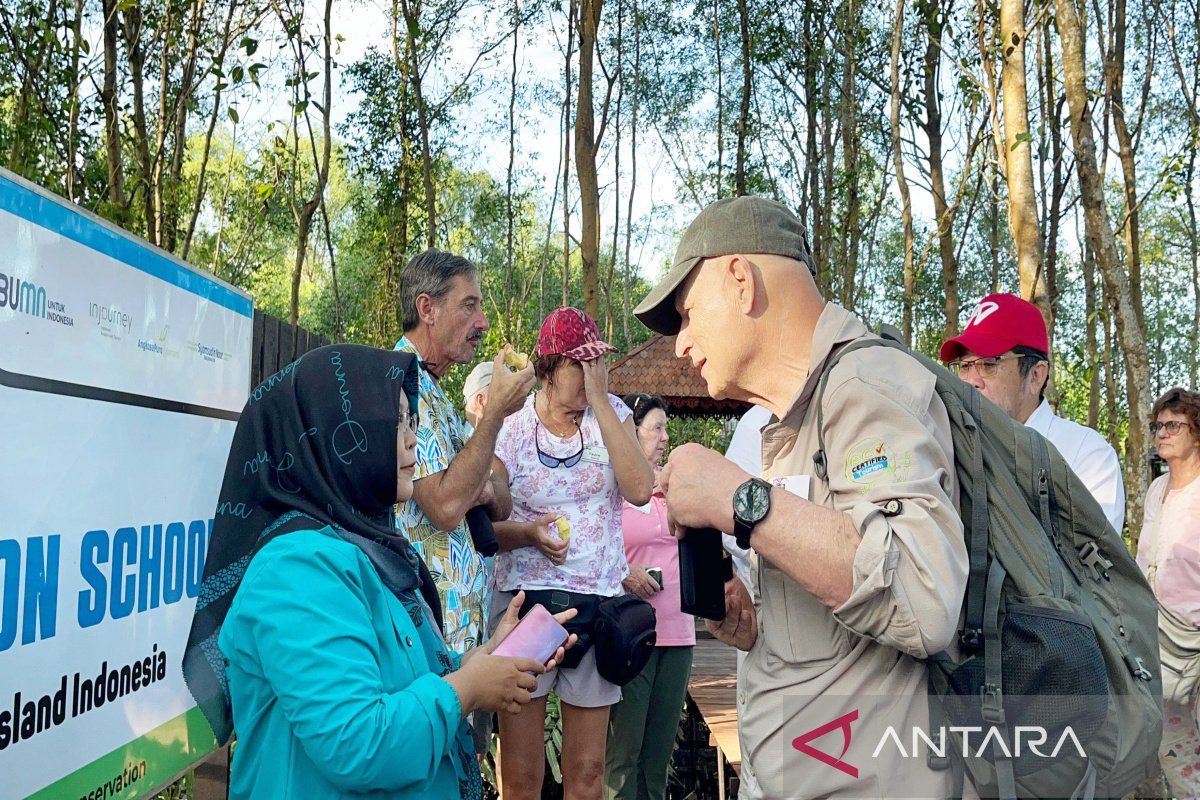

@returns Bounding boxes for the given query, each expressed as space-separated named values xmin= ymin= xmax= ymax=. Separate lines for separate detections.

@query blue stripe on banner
xmin=0 ymin=174 xmax=253 ymax=317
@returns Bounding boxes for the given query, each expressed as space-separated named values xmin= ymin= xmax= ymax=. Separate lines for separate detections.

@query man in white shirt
xmin=940 ymin=292 xmax=1126 ymax=531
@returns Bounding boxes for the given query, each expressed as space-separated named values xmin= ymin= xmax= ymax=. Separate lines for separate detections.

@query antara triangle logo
xmin=792 ymin=708 xmax=860 ymax=779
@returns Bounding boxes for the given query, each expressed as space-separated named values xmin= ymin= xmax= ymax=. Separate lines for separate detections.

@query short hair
xmin=622 ymin=393 xmax=669 ymax=427
xmin=1014 ymin=345 xmax=1049 ymax=401
xmin=400 ymin=248 xmax=478 ymax=332
xmin=534 ymin=353 xmax=567 ymax=386
xmin=1152 ymin=387 xmax=1200 ymax=439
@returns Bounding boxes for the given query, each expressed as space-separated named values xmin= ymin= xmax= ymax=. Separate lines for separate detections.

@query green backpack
xmin=812 ymin=328 xmax=1163 ymax=800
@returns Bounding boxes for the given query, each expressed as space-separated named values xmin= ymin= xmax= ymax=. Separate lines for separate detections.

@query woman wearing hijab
xmin=183 ymin=345 xmax=572 ymax=800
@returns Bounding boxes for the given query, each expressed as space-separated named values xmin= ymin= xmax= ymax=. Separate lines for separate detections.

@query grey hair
xmin=400 ymin=248 xmax=478 ymax=332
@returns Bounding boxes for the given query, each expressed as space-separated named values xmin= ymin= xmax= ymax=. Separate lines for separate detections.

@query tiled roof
xmin=609 ymin=335 xmax=750 ymax=416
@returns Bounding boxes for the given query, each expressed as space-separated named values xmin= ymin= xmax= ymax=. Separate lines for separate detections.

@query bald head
xmin=673 ymin=253 xmax=825 ymax=405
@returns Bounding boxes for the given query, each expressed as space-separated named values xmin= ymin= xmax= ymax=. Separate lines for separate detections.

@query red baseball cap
xmin=939 ymin=293 xmax=1049 ymax=362
xmin=535 ymin=307 xmax=618 ymax=361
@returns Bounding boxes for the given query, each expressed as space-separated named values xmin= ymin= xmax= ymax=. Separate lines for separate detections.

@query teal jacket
xmin=218 ymin=528 xmax=476 ymax=799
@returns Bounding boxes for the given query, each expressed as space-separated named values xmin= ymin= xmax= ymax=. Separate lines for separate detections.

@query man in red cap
xmin=940 ymin=293 xmax=1125 ymax=531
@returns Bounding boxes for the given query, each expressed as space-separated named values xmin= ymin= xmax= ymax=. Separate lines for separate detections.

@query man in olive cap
xmin=642 ymin=197 xmax=967 ymax=799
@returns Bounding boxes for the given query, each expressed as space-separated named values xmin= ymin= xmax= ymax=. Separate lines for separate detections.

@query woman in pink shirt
xmin=604 ymin=393 xmax=695 ymax=800
xmin=1138 ymin=387 xmax=1200 ymax=797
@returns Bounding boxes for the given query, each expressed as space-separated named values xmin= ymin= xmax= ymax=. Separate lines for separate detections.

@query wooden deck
xmin=687 ymin=635 xmax=741 ymax=788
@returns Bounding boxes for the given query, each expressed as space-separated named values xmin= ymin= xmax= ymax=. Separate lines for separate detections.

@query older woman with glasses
xmin=491 ymin=307 xmax=653 ymax=800
xmin=1137 ymin=387 xmax=1200 ymax=797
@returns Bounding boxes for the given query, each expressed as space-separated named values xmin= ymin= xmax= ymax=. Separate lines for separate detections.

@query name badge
xmin=770 ymin=474 xmax=811 ymax=499
xmin=582 ymin=444 xmax=610 ymax=465
xmin=628 ymin=500 xmax=654 ymax=515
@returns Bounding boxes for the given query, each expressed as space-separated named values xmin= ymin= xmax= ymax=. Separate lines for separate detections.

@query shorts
xmin=489 ymin=589 xmax=622 ymax=708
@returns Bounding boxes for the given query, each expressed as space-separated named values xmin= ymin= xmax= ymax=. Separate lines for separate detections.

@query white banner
xmin=0 ymin=169 xmax=252 ymax=800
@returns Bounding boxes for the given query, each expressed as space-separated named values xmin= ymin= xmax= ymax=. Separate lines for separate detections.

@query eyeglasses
xmin=1150 ymin=420 xmax=1188 ymax=437
xmin=948 ymin=353 xmax=1022 ymax=379
xmin=535 ymin=421 xmax=584 ymax=468
xmin=399 ymin=407 xmax=420 ymax=434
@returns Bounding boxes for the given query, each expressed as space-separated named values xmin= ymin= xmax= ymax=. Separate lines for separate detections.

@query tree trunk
xmin=164 ymin=0 xmax=209 ymax=253
xmin=289 ymin=0 xmax=334 ymax=354
xmin=66 ymin=0 xmax=84 ymax=201
xmin=803 ymin=5 xmax=822 ymax=272
xmin=622 ymin=0 xmax=639 ymax=350
xmin=101 ymin=0 xmax=127 ymax=208
xmin=890 ymin=0 xmax=915 ymax=344
xmin=8 ymin=0 xmax=57 ymax=173
xmin=999 ymin=0 xmax=1046 ymax=315
xmin=735 ymin=0 xmax=751 ymax=196
xmin=122 ymin=4 xmax=156 ymax=242
xmin=575 ymin=0 xmax=603 ymax=320
xmin=1188 ymin=146 xmax=1199 ymax=390
xmin=1103 ymin=291 xmax=1120 ymax=454
xmin=1083 ymin=235 xmax=1100 ymax=428
xmin=562 ymin=0 xmax=574 ymax=307
xmin=399 ymin=0 xmax=437 ymax=247
xmin=1102 ymin=0 xmax=1145 ymax=330
xmin=923 ymin=0 xmax=958 ymax=339
xmin=505 ymin=0 xmax=519 ymax=309
xmin=183 ymin=0 xmax=239 ymax=260
xmin=1055 ymin=0 xmax=1152 ymax=546
xmin=838 ymin=2 xmax=860 ymax=308
xmin=1042 ymin=18 xmax=1065 ymax=344
xmin=714 ymin=0 xmax=723 ymax=196
xmin=151 ymin=1 xmax=173 ymax=247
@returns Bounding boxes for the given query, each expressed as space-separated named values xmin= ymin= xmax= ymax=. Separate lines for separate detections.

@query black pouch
xmin=678 ymin=529 xmax=733 ymax=621
xmin=520 ymin=589 xmax=599 ymax=669
xmin=593 ymin=594 xmax=657 ymax=686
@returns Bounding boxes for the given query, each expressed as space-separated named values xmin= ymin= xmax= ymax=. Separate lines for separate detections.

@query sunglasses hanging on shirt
xmin=534 ymin=421 xmax=584 ymax=468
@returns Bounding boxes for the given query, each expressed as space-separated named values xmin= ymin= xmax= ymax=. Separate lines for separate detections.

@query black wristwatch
xmin=733 ymin=477 xmax=773 ymax=550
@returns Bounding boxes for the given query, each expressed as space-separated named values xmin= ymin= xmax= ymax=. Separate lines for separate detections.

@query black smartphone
xmin=645 ymin=567 xmax=664 ymax=590
xmin=678 ymin=529 xmax=732 ymax=621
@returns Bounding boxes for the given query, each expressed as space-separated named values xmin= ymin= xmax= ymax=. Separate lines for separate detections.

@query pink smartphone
xmin=491 ymin=604 xmax=569 ymax=666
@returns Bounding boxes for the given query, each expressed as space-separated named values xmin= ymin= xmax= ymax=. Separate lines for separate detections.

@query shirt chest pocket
xmin=757 ymin=559 xmax=852 ymax=666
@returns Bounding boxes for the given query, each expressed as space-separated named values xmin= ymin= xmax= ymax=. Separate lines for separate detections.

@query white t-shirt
xmin=1025 ymin=399 xmax=1126 ymax=532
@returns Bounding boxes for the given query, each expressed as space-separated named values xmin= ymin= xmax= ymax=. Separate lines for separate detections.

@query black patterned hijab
xmin=182 ymin=344 xmax=436 ymax=745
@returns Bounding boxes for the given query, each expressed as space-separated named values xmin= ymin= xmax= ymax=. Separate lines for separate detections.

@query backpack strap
xmin=959 ymin=387 xmax=990 ymax=650
xmin=811 ymin=336 xmax=903 ymax=479
xmin=809 ymin=332 xmax=992 ymax=653
xmin=1032 ymin=433 xmax=1066 ymax=598
xmin=982 ymin=558 xmax=1017 ymax=800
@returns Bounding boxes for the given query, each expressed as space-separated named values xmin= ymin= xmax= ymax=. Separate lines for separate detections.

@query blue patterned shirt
xmin=394 ymin=336 xmax=489 ymax=655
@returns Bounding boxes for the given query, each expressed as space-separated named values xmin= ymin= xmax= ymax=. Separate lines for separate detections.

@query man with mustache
xmin=394 ymin=248 xmax=535 ymax=662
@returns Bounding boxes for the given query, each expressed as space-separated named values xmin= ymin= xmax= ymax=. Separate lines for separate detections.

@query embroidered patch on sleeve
xmin=843 ymin=438 xmax=908 ymax=485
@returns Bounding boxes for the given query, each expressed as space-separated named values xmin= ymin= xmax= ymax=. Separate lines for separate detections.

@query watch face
xmin=735 ymin=480 xmax=770 ymax=523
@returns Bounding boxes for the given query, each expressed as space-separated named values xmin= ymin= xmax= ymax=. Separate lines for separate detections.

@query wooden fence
xmin=249 ymin=310 xmax=331 ymax=387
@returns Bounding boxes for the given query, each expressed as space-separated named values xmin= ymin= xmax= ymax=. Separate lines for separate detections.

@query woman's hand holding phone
xmin=449 ymin=592 xmax=578 ymax=715
xmin=489 ymin=590 xmax=577 ymax=666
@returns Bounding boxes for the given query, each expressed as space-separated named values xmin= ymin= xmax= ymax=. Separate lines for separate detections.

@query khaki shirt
xmin=737 ymin=304 xmax=967 ymax=799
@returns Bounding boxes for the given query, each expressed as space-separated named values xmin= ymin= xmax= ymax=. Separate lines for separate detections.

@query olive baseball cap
xmin=633 ymin=196 xmax=814 ymax=336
